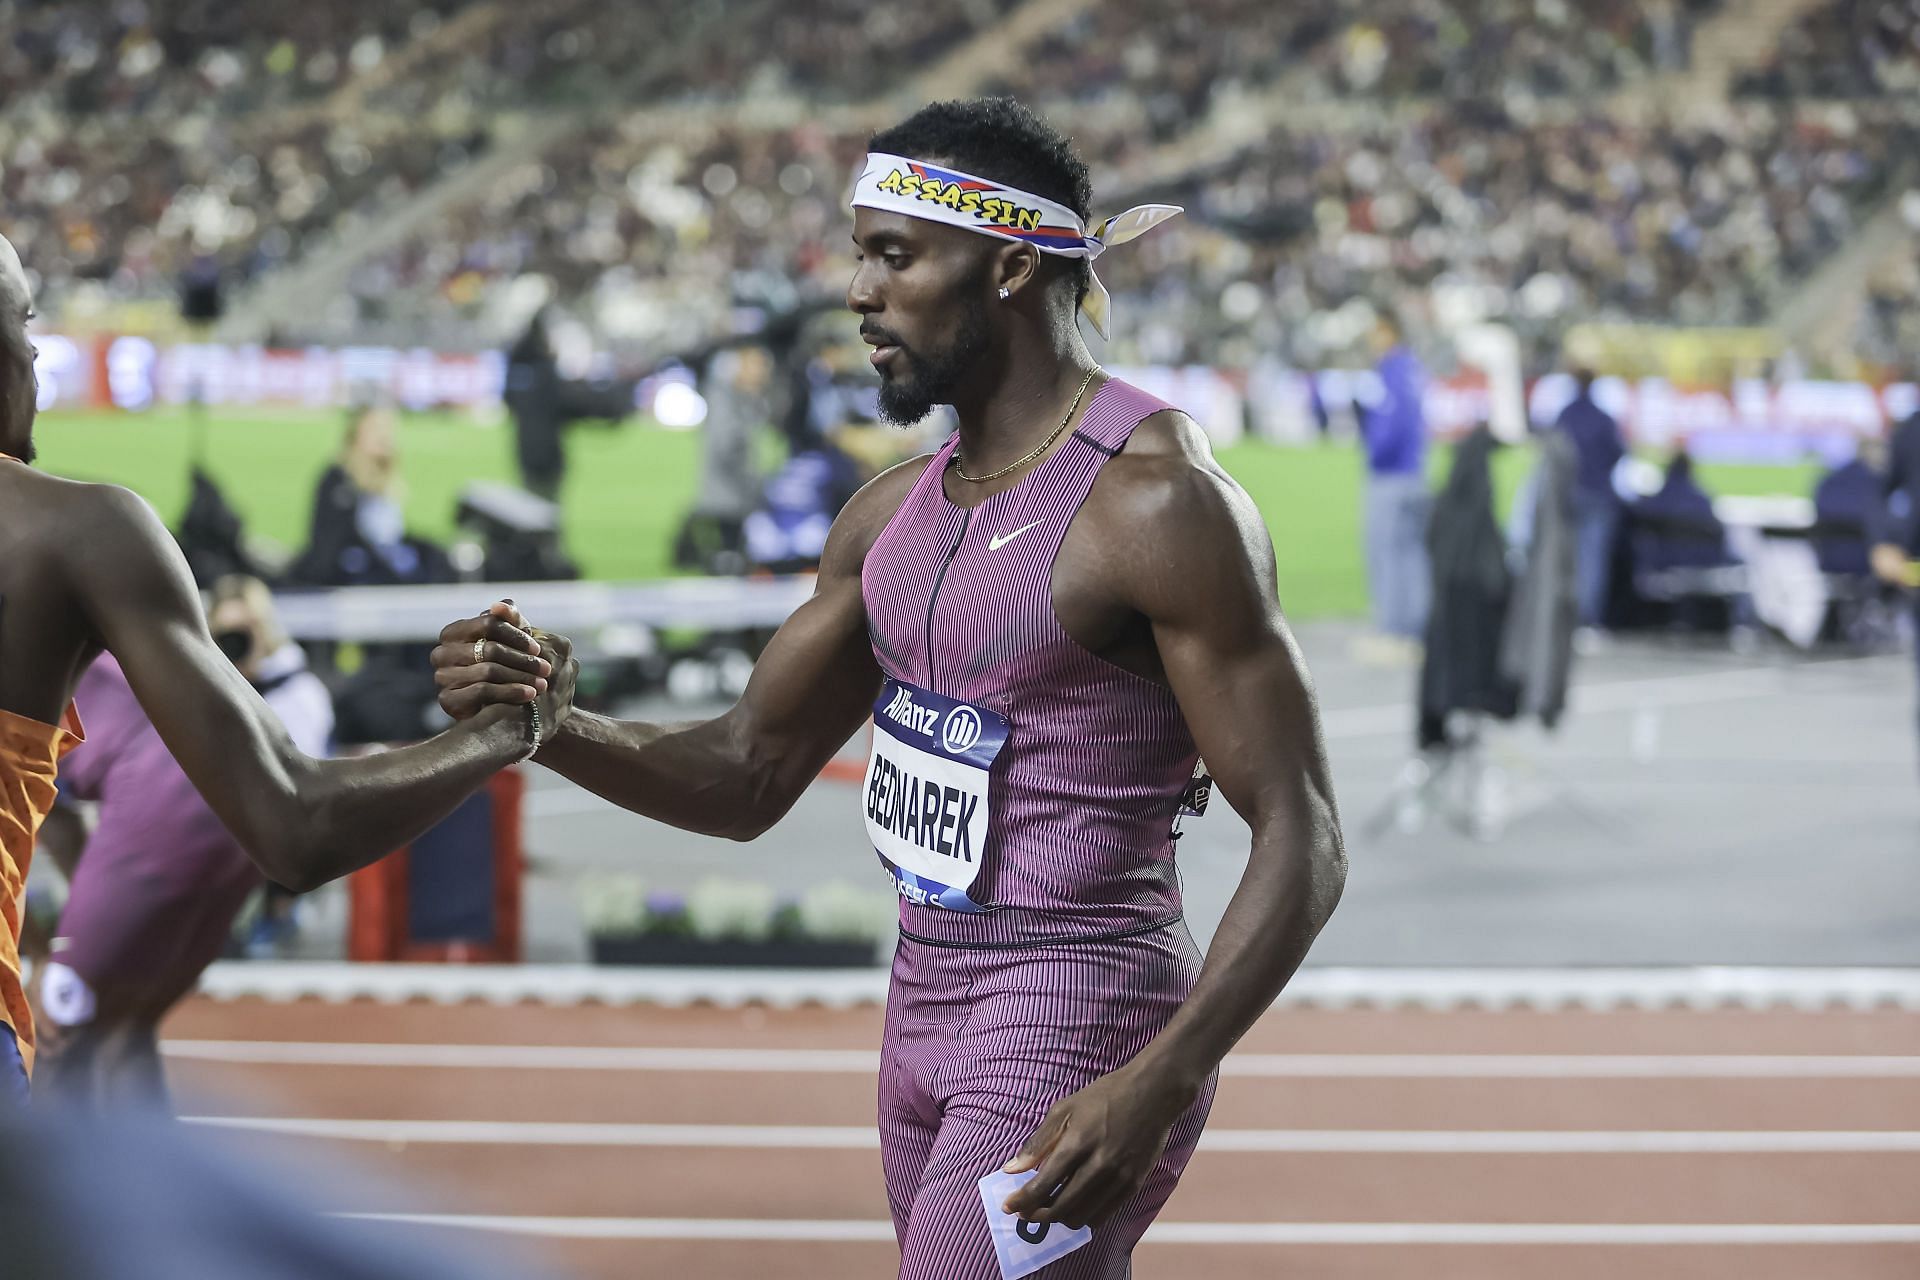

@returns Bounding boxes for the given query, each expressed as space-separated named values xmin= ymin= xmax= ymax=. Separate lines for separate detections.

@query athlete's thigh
xmin=879 ymin=1052 xmax=940 ymax=1241
xmin=879 ymin=955 xmax=946 ymax=1241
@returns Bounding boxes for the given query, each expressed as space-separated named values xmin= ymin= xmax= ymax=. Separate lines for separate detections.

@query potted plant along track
xmin=584 ymin=876 xmax=895 ymax=967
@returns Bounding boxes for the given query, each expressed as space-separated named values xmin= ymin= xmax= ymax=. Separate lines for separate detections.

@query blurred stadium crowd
xmin=7 ymin=0 xmax=1919 ymax=377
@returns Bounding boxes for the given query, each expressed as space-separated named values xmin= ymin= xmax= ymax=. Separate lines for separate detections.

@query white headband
xmin=850 ymin=152 xmax=1181 ymax=340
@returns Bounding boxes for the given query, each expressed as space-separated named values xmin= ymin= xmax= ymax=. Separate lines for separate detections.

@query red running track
xmin=159 ymin=997 xmax=1920 ymax=1280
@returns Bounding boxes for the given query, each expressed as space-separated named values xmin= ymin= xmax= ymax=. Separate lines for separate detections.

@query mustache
xmin=860 ymin=325 xmax=906 ymax=349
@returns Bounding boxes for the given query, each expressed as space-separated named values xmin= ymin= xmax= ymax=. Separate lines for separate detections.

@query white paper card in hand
xmin=976 ymin=1169 xmax=1094 ymax=1280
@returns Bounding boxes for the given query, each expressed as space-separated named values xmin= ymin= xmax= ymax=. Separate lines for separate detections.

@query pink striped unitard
xmin=863 ymin=378 xmax=1217 ymax=1280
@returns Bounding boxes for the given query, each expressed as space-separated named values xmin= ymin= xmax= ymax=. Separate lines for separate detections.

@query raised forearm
xmin=271 ymin=705 xmax=532 ymax=891
xmin=531 ymin=708 xmax=787 ymax=840
xmin=1135 ymin=801 xmax=1346 ymax=1088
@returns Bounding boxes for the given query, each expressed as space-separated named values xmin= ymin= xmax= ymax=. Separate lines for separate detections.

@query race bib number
xmin=976 ymin=1170 xmax=1093 ymax=1279
xmin=864 ymin=677 xmax=1007 ymax=913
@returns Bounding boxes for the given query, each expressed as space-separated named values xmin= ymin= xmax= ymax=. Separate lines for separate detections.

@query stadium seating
xmin=1738 ymin=0 xmax=1920 ymax=99
xmin=11 ymin=0 xmax=1916 ymax=380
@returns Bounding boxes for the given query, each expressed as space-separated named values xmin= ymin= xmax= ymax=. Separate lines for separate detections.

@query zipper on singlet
xmin=924 ymin=509 xmax=971 ymax=692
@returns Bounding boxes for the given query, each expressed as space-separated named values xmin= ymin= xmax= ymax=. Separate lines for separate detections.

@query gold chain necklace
xmin=952 ymin=367 xmax=1100 ymax=484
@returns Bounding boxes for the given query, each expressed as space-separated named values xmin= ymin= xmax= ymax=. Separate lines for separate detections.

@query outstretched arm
xmin=1005 ymin=450 xmax=1346 ymax=1227
xmin=433 ymin=466 xmax=909 ymax=840
xmin=67 ymin=486 xmax=552 ymax=892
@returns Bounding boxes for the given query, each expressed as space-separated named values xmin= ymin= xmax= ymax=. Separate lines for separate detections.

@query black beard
xmin=876 ymin=294 xmax=992 ymax=427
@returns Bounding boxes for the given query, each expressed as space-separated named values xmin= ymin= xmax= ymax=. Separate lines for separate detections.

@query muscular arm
xmin=67 ymin=487 xmax=539 ymax=892
xmin=1121 ymin=460 xmax=1346 ymax=1087
xmin=489 ymin=466 xmax=910 ymax=839
xmin=1005 ymin=426 xmax=1347 ymax=1226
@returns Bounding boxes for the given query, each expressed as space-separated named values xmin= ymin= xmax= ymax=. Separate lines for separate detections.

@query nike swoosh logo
xmin=988 ymin=520 xmax=1044 ymax=551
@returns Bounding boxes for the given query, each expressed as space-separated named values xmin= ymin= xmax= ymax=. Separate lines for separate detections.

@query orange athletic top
xmin=0 ymin=449 xmax=84 ymax=1074
xmin=0 ymin=702 xmax=83 ymax=1076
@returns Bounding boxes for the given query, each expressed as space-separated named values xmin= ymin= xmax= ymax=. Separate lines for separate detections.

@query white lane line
xmin=340 ymin=1215 xmax=1920 ymax=1245
xmin=165 ymin=1042 xmax=881 ymax=1071
xmin=161 ymin=1041 xmax=1920 ymax=1078
xmin=183 ymin=1117 xmax=1920 ymax=1153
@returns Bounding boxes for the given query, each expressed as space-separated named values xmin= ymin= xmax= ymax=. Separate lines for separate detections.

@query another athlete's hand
xmin=432 ymin=601 xmax=550 ymax=720
xmin=999 ymin=1061 xmax=1201 ymax=1230
xmin=530 ymin=628 xmax=578 ymax=742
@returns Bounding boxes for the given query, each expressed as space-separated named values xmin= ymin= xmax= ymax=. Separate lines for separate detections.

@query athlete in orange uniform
xmin=0 ymin=229 xmax=572 ymax=1098
xmin=0 ymin=685 xmax=80 ymax=1088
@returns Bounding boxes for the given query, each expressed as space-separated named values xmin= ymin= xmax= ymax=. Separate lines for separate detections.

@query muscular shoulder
xmin=1090 ymin=410 xmax=1254 ymax=541
xmin=819 ymin=450 xmax=936 ymax=576
xmin=63 ymin=481 xmax=173 ymax=557
xmin=1082 ymin=410 xmax=1277 ymax=611
xmin=3 ymin=471 xmax=158 ymax=560
xmin=43 ymin=481 xmax=186 ymax=604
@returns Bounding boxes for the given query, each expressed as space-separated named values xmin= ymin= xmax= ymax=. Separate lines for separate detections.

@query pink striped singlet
xmin=861 ymin=377 xmax=1203 ymax=947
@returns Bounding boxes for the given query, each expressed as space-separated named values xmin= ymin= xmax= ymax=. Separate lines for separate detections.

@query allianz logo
xmin=882 ymin=686 xmax=983 ymax=754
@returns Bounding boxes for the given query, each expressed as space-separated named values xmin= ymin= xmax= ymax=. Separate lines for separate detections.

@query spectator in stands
xmin=1357 ymin=314 xmax=1431 ymax=655
xmin=1628 ymin=447 xmax=1743 ymax=634
xmin=1634 ymin=448 xmax=1728 ymax=564
xmin=289 ymin=405 xmax=451 ymax=744
xmin=290 ymin=405 xmax=447 ymax=588
xmin=1555 ymin=369 xmax=1627 ymax=629
xmin=1812 ymin=440 xmax=1886 ymax=577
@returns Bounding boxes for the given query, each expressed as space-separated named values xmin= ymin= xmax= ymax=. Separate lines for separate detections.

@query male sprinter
xmin=435 ymin=98 xmax=1345 ymax=1279
xmin=0 ymin=229 xmax=567 ymax=1099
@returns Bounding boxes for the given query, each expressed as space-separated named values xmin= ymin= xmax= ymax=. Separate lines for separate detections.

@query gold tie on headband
xmin=1077 ymin=205 xmax=1184 ymax=340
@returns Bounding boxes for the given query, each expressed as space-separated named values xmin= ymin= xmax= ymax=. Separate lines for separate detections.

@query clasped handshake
xmin=430 ymin=600 xmax=580 ymax=742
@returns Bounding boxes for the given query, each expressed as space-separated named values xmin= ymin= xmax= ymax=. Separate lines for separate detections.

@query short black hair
xmin=870 ymin=97 xmax=1094 ymax=307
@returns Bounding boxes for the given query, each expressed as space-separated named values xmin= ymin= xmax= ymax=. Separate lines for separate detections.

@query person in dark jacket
xmin=505 ymin=309 xmax=565 ymax=500
xmin=1420 ymin=425 xmax=1519 ymax=747
xmin=1632 ymin=448 xmax=1733 ymax=571
xmin=1553 ymin=369 xmax=1626 ymax=627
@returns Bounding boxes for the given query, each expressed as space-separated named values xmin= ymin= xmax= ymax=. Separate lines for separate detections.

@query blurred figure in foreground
xmin=1357 ymin=314 xmax=1431 ymax=659
xmin=31 ymin=578 xmax=333 ymax=1110
xmin=0 ymin=1110 xmax=542 ymax=1279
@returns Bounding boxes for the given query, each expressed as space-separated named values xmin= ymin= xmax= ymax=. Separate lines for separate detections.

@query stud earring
xmin=998 ymin=287 xmax=1011 ymax=300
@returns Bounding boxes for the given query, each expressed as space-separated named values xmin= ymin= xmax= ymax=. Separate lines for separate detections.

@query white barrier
xmin=272 ymin=576 xmax=815 ymax=643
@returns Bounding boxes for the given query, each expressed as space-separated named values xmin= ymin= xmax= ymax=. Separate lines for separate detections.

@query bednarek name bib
xmin=864 ymin=678 xmax=1007 ymax=913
